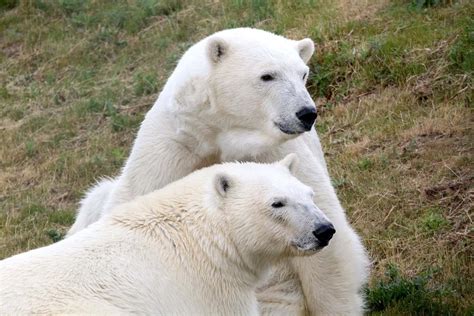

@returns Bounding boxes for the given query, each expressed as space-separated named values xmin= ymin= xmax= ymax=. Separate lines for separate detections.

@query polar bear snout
xmin=275 ymin=105 xmax=317 ymax=135
xmin=312 ymin=223 xmax=336 ymax=247
xmin=293 ymin=220 xmax=335 ymax=254
xmin=275 ymin=95 xmax=317 ymax=135
xmin=289 ymin=202 xmax=335 ymax=254
xmin=296 ymin=107 xmax=317 ymax=131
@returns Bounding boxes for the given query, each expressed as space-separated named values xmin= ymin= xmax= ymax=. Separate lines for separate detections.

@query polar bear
xmin=69 ymin=28 xmax=369 ymax=314
xmin=0 ymin=157 xmax=336 ymax=315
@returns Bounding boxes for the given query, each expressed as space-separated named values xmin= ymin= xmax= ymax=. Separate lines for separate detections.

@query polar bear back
xmin=0 ymin=197 xmax=257 ymax=314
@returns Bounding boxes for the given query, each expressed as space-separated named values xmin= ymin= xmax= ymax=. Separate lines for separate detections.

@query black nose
xmin=296 ymin=107 xmax=317 ymax=131
xmin=313 ymin=223 xmax=335 ymax=247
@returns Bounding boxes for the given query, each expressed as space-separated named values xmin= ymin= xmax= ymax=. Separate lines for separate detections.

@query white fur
xmin=0 ymin=160 xmax=332 ymax=314
xmin=69 ymin=28 xmax=370 ymax=315
xmin=68 ymin=178 xmax=115 ymax=235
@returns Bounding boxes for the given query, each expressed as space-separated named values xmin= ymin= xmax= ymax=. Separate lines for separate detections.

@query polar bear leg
xmin=291 ymin=227 xmax=368 ymax=316
xmin=302 ymin=127 xmax=329 ymax=176
xmin=255 ymin=138 xmax=369 ymax=315
xmin=291 ymin=158 xmax=368 ymax=315
xmin=67 ymin=178 xmax=116 ymax=236
xmin=256 ymin=262 xmax=306 ymax=315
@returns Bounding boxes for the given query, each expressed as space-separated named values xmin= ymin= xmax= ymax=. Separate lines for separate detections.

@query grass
xmin=366 ymin=264 xmax=459 ymax=315
xmin=1 ymin=0 xmax=472 ymax=314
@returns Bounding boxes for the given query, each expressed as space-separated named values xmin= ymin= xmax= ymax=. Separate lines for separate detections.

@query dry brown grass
xmin=336 ymin=0 xmax=389 ymax=22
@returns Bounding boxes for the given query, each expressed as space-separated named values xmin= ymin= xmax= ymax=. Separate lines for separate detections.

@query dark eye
xmin=271 ymin=201 xmax=285 ymax=208
xmin=261 ymin=74 xmax=274 ymax=81
xmin=302 ymin=73 xmax=307 ymax=80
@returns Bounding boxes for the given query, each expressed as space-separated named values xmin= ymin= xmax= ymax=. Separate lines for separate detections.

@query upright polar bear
xmin=0 ymin=157 xmax=336 ymax=315
xmin=69 ymin=28 xmax=370 ymax=314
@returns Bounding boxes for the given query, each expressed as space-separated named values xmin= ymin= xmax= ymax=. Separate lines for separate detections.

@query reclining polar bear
xmin=69 ymin=28 xmax=369 ymax=314
xmin=0 ymin=157 xmax=336 ymax=315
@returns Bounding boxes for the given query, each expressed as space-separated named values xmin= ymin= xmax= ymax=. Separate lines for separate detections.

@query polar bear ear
xmin=279 ymin=153 xmax=299 ymax=174
xmin=207 ymin=37 xmax=229 ymax=64
xmin=214 ymin=172 xmax=233 ymax=197
xmin=296 ymin=38 xmax=315 ymax=64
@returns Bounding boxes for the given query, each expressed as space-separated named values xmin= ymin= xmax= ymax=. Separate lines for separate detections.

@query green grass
xmin=366 ymin=264 xmax=460 ymax=315
xmin=1 ymin=0 xmax=472 ymax=314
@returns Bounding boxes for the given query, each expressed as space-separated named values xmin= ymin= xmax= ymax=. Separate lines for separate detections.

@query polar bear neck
xmin=148 ymin=82 xmax=288 ymax=162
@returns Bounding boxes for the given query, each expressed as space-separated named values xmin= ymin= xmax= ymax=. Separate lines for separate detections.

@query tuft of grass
xmin=331 ymin=177 xmax=348 ymax=189
xmin=422 ymin=209 xmax=449 ymax=233
xmin=21 ymin=204 xmax=48 ymax=217
xmin=85 ymin=98 xmax=105 ymax=113
xmin=357 ymin=157 xmax=373 ymax=171
xmin=104 ymin=101 xmax=142 ymax=132
xmin=410 ymin=0 xmax=454 ymax=9
xmin=449 ymin=21 xmax=474 ymax=74
xmin=134 ymin=72 xmax=158 ymax=96
xmin=0 ymin=0 xmax=18 ymax=12
xmin=24 ymin=139 xmax=37 ymax=158
xmin=46 ymin=229 xmax=65 ymax=243
xmin=366 ymin=264 xmax=457 ymax=315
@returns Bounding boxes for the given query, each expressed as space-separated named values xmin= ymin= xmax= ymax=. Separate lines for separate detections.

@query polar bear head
xmin=205 ymin=28 xmax=317 ymax=159
xmin=212 ymin=154 xmax=335 ymax=260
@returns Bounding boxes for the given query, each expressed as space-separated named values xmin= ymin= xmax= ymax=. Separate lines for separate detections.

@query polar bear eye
xmin=271 ymin=201 xmax=285 ymax=208
xmin=261 ymin=74 xmax=275 ymax=82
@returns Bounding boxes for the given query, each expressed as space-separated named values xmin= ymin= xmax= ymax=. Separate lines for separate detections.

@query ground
xmin=0 ymin=0 xmax=472 ymax=314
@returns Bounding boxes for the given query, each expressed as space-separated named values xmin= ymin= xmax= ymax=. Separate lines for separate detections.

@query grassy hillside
xmin=1 ymin=0 xmax=472 ymax=314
